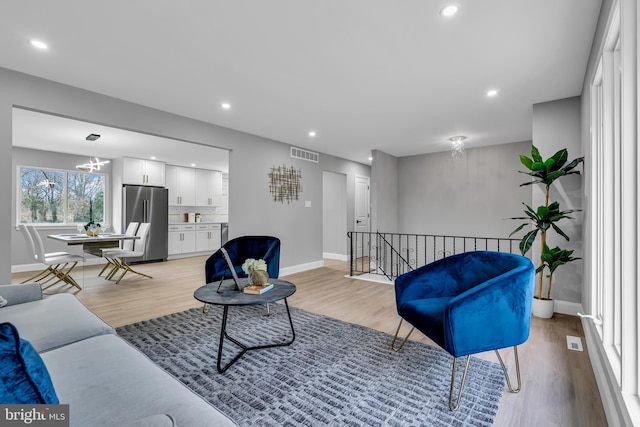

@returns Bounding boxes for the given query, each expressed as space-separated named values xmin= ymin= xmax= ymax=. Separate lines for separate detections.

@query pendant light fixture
xmin=76 ymin=133 xmax=110 ymax=172
xmin=449 ymin=135 xmax=466 ymax=159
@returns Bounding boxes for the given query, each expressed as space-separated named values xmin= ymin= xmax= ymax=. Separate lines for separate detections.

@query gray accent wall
xmin=532 ymin=96 xmax=583 ymax=303
xmin=1 ymin=67 xmax=370 ymax=281
xmin=370 ymin=150 xmax=398 ymax=232
xmin=395 ymin=141 xmax=532 ymax=237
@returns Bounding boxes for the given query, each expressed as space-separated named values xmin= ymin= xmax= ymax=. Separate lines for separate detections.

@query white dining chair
xmin=101 ymin=222 xmax=152 ymax=284
xmin=19 ymin=225 xmax=63 ymax=284
xmin=98 ymin=222 xmax=139 ymax=278
xmin=25 ymin=225 xmax=85 ymax=290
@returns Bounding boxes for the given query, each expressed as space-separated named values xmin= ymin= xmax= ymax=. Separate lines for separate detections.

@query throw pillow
xmin=0 ymin=296 xmax=7 ymax=308
xmin=0 ymin=322 xmax=59 ymax=404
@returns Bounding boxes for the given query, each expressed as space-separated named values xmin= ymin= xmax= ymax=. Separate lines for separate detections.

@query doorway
xmin=322 ymin=171 xmax=347 ymax=260
xmin=354 ymin=175 xmax=370 ymax=259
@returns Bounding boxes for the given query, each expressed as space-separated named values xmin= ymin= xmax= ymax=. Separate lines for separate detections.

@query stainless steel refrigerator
xmin=122 ymin=185 xmax=168 ymax=263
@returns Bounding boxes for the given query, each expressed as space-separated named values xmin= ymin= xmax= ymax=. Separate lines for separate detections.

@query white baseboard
xmin=280 ymin=260 xmax=324 ymax=277
xmin=582 ymin=318 xmax=635 ymax=427
xmin=167 ymin=251 xmax=211 ymax=261
xmin=322 ymin=252 xmax=348 ymax=261
xmin=553 ymin=300 xmax=584 ymax=316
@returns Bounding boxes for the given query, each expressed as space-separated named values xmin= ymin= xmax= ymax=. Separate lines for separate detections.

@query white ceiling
xmin=1 ymin=1 xmax=602 ymax=164
xmin=12 ymin=108 xmax=229 ymax=172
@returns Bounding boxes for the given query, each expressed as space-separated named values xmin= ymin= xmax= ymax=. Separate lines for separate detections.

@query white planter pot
xmin=532 ymin=297 xmax=554 ymax=319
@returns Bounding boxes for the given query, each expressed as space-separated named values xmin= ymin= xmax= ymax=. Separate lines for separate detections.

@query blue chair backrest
xmin=205 ymin=236 xmax=281 ymax=283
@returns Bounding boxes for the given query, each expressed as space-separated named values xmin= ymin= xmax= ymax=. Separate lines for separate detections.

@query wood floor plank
xmin=11 ymin=257 xmax=608 ymax=426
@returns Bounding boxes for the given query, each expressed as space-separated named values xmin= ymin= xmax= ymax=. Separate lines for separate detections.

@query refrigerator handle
xmin=143 ymin=200 xmax=148 ymax=223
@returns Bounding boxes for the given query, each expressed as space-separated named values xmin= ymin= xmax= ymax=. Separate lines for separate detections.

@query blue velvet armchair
xmin=393 ymin=251 xmax=535 ymax=410
xmin=205 ymin=236 xmax=281 ymax=283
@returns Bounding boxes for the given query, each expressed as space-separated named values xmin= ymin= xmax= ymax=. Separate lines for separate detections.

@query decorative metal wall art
xmin=268 ymin=164 xmax=302 ymax=204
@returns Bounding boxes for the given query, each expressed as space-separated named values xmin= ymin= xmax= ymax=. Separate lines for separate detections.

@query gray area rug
xmin=117 ymin=304 xmax=505 ymax=426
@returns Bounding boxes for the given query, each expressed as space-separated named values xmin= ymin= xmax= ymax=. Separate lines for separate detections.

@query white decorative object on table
xmin=242 ymin=258 xmax=268 ymax=286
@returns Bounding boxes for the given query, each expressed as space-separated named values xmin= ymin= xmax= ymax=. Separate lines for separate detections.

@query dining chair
xmin=98 ymin=222 xmax=139 ymax=278
xmin=25 ymin=225 xmax=85 ymax=290
xmin=100 ymin=223 xmax=152 ymax=284
xmin=19 ymin=225 xmax=61 ymax=284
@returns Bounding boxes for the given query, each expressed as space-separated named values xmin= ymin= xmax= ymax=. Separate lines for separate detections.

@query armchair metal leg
xmin=448 ymin=355 xmax=471 ymax=411
xmin=495 ymin=346 xmax=522 ymax=393
xmin=391 ymin=318 xmax=415 ymax=351
xmin=203 ymin=303 xmax=210 ymax=314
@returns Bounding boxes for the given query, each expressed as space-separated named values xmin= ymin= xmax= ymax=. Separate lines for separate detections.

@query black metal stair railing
xmin=347 ymin=231 xmax=521 ymax=280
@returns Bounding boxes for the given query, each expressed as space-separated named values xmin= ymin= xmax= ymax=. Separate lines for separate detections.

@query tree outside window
xmin=19 ymin=167 xmax=106 ymax=225
xmin=67 ymin=172 xmax=105 ymax=224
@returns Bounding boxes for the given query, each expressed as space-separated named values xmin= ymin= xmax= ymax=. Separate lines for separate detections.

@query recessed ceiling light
xmin=221 ymin=102 xmax=231 ymax=110
xmin=440 ymin=5 xmax=458 ymax=17
xmin=191 ymin=163 xmax=196 ymax=167
xmin=486 ymin=89 xmax=499 ymax=97
xmin=150 ymin=156 xmax=156 ymax=160
xmin=30 ymin=40 xmax=48 ymax=49
xmin=308 ymin=131 xmax=317 ymax=137
xmin=368 ymin=156 xmax=373 ymax=162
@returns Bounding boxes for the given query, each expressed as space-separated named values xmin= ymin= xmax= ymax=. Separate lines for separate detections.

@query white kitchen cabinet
xmin=122 ymin=157 xmax=165 ymax=187
xmin=166 ymin=165 xmax=196 ymax=206
xmin=168 ymin=224 xmax=196 ymax=255
xmin=195 ymin=169 xmax=222 ymax=207
xmin=195 ymin=224 xmax=221 ymax=252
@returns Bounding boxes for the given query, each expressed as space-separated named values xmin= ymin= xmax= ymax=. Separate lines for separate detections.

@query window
xmin=587 ymin=2 xmax=640 ymax=422
xmin=19 ymin=166 xmax=106 ymax=225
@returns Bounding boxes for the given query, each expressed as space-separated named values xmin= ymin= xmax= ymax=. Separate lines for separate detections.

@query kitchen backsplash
xmin=168 ymin=206 xmax=228 ymax=224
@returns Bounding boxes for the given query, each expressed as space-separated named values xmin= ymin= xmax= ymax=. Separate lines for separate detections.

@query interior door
xmin=354 ymin=175 xmax=370 ymax=259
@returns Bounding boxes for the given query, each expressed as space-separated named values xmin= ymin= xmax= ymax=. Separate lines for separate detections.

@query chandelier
xmin=76 ymin=134 xmax=110 ymax=172
xmin=449 ymin=135 xmax=466 ymax=159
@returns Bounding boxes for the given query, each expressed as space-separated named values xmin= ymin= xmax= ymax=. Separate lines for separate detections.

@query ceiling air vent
xmin=291 ymin=147 xmax=319 ymax=163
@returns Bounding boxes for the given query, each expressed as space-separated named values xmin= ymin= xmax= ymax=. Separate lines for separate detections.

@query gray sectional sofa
xmin=0 ymin=283 xmax=237 ymax=427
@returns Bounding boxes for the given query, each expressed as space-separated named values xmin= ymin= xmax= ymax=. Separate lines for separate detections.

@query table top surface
xmin=194 ymin=278 xmax=296 ymax=306
xmin=48 ymin=233 xmax=139 ymax=244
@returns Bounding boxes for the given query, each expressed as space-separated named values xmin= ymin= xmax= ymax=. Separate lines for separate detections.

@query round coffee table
xmin=194 ymin=278 xmax=297 ymax=373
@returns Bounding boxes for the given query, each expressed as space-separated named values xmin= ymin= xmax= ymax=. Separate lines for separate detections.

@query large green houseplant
xmin=510 ymin=145 xmax=583 ymax=317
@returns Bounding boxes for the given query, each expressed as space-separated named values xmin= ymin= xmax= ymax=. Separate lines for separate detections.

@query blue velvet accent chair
xmin=204 ymin=236 xmax=281 ymax=283
xmin=392 ymin=251 xmax=535 ymax=410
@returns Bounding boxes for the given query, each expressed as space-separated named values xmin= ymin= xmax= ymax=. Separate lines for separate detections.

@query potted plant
xmin=509 ymin=145 xmax=583 ymax=318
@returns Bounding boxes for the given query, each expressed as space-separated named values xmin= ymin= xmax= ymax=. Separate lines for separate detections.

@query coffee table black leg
xmin=216 ymin=299 xmax=296 ymax=373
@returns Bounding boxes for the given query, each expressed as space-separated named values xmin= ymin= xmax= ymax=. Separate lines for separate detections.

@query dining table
xmin=48 ymin=233 xmax=139 ymax=257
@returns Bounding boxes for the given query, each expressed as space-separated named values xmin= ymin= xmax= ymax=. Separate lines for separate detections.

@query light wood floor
xmin=11 ymin=257 xmax=608 ymax=427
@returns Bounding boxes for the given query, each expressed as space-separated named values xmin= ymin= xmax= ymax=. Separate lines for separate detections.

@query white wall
xmin=0 ymin=67 xmax=370 ymax=281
